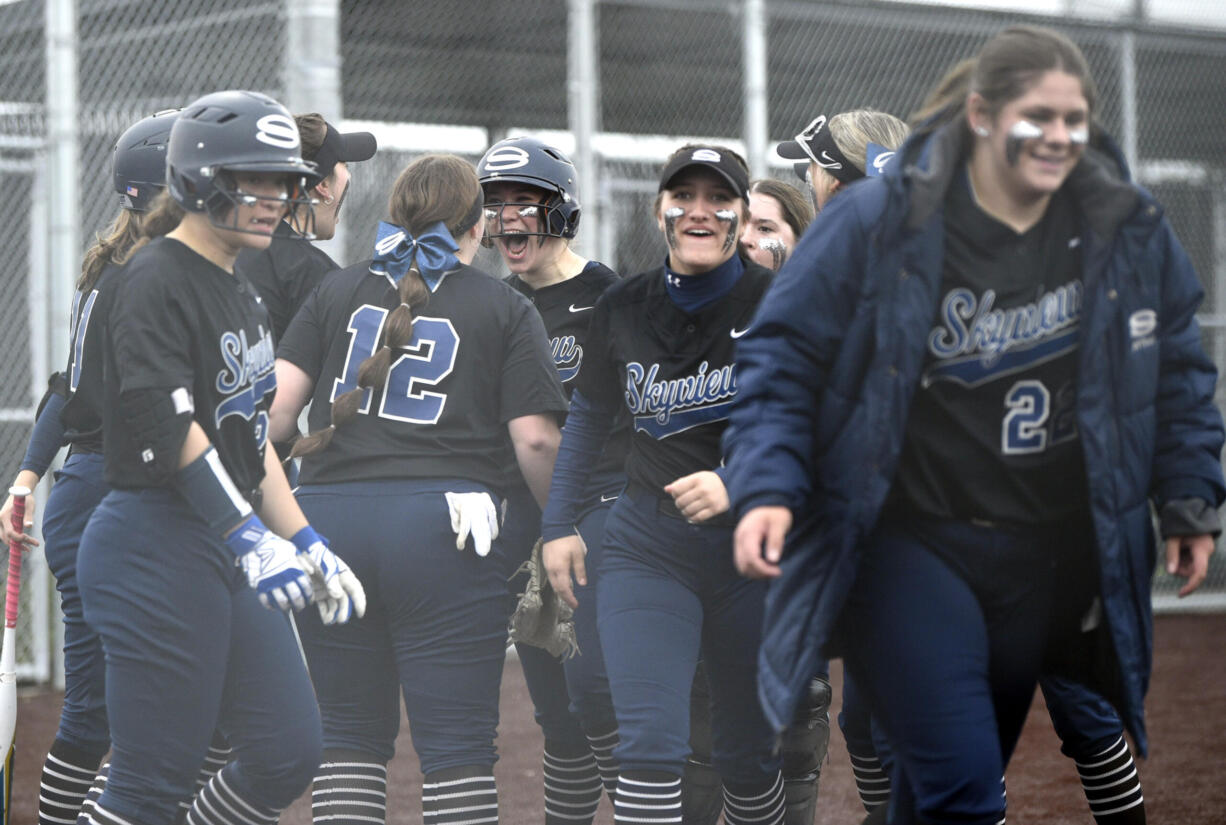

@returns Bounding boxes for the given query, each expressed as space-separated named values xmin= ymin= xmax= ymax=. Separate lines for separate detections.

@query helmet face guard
xmin=198 ymin=166 xmax=318 ymax=240
xmin=480 ymin=197 xmax=575 ymax=248
xmin=167 ymin=91 xmax=322 ymax=239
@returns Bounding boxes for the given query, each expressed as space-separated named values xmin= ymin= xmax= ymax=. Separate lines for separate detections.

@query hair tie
xmin=369 ymin=220 xmax=459 ymax=292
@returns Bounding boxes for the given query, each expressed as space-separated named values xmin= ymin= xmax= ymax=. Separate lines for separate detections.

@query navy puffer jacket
xmin=723 ymin=119 xmax=1225 ymax=756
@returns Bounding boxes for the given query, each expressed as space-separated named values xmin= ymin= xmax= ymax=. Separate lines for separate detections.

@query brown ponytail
xmin=79 ymin=209 xmax=143 ymax=292
xmin=292 ymin=154 xmax=482 ymax=459
xmin=120 ymin=190 xmax=186 ymax=263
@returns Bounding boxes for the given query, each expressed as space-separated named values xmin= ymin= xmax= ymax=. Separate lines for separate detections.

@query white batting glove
xmin=445 ymin=491 xmax=499 ymax=557
xmin=291 ymin=526 xmax=367 ymax=625
xmin=226 ymin=515 xmax=314 ymax=613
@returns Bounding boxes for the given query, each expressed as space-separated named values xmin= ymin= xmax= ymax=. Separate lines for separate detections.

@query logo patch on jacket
xmin=1129 ymin=309 xmax=1157 ymax=351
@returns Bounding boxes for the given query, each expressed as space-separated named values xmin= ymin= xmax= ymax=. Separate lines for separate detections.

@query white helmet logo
xmin=692 ymin=149 xmax=721 ymax=163
xmin=483 ymin=146 xmax=531 ymax=172
xmin=255 ymin=114 xmax=300 ymax=149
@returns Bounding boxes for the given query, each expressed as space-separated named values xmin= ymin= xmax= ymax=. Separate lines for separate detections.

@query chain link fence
xmin=1 ymin=0 xmax=1224 ymax=682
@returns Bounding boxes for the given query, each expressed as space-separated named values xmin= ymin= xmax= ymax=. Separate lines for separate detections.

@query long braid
xmin=292 ymin=269 xmax=429 ymax=458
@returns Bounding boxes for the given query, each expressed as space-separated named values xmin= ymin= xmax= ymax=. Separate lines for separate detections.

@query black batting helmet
xmin=166 ymin=90 xmax=322 ymax=234
xmin=478 ymin=136 xmax=581 ymax=241
xmin=112 ymin=109 xmax=179 ymax=213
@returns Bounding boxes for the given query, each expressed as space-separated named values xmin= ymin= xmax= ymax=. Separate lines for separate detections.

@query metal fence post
xmin=569 ymin=0 xmax=600 ymax=262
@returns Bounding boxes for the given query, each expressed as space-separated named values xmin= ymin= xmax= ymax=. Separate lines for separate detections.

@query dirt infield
xmin=10 ymin=613 xmax=1224 ymax=824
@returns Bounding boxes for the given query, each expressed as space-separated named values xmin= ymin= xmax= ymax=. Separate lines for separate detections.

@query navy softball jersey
xmin=102 ymin=236 xmax=276 ymax=492
xmin=890 ymin=172 xmax=1086 ymax=524
xmin=57 ymin=263 xmax=126 ymax=454
xmin=577 ymin=259 xmax=774 ymax=490
xmin=278 ymin=260 xmax=568 ymax=488
xmin=506 ymin=260 xmax=630 ymax=482
xmin=236 ymin=219 xmax=339 ymax=342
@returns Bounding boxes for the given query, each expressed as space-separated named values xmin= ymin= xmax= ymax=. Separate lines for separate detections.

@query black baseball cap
xmin=658 ymin=145 xmax=750 ymax=200
xmin=310 ymin=120 xmax=377 ymax=179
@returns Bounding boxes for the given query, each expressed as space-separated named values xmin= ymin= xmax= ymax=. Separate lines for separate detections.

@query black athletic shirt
xmin=236 ymin=220 xmax=339 ymax=342
xmin=505 ymin=261 xmax=630 ymax=482
xmin=278 ymin=261 xmax=568 ymax=489
xmin=577 ymin=259 xmax=774 ymax=493
xmin=103 ymin=237 xmax=277 ymax=493
xmin=889 ymin=170 xmax=1087 ymax=525
xmin=58 ymin=262 xmax=125 ymax=453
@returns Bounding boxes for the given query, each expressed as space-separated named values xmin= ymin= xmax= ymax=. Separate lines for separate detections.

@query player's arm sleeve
xmin=722 ymin=191 xmax=871 ymax=517
xmin=541 ymin=389 xmax=618 ymax=541
xmin=498 ymin=298 xmax=569 ymax=423
xmin=19 ymin=373 xmax=69 ymax=475
xmin=1147 ymin=215 xmax=1226 ymax=511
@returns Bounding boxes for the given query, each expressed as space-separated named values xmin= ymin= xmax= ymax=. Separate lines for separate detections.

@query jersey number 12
xmin=330 ymin=304 xmax=459 ymax=425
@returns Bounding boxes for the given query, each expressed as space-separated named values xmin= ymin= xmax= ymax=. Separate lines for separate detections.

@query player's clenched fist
xmin=292 ymin=526 xmax=367 ymax=624
xmin=543 ymin=534 xmax=587 ymax=609
xmin=226 ymin=514 xmax=315 ymax=612
xmin=733 ymin=505 xmax=792 ymax=579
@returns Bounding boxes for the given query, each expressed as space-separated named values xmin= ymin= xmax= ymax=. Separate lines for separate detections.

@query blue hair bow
xmin=369 ymin=220 xmax=459 ymax=292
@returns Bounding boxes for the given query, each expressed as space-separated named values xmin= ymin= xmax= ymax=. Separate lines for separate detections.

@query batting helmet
xmin=478 ymin=136 xmax=581 ymax=241
xmin=112 ymin=109 xmax=180 ymax=213
xmin=166 ymin=90 xmax=321 ymax=234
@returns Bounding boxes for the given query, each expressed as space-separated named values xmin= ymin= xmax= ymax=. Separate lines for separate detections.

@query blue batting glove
xmin=226 ymin=514 xmax=314 ymax=613
xmin=291 ymin=526 xmax=367 ymax=625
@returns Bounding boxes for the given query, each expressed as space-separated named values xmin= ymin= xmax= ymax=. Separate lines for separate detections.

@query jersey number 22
xmin=330 ymin=304 xmax=459 ymax=425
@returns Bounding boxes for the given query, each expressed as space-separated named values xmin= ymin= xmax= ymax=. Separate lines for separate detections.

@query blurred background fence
xmin=1 ymin=0 xmax=1223 ymax=683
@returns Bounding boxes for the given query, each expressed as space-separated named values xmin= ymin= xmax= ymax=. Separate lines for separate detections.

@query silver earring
xmin=973 ymin=125 xmax=990 ymax=137
xmin=324 ymin=197 xmax=334 ymax=205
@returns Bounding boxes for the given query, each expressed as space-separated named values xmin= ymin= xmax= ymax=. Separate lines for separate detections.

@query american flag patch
xmin=126 ymin=185 xmax=139 ymax=196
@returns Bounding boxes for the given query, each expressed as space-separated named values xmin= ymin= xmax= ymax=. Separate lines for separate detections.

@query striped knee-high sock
xmin=79 ymin=801 xmax=140 ymax=825
xmin=76 ymin=762 xmax=110 ymax=824
xmin=847 ymin=750 xmax=890 ymax=812
xmin=180 ymin=734 xmax=234 ymax=816
xmin=614 ymin=771 xmax=681 ymax=824
xmin=1075 ymin=737 xmax=1145 ymax=824
xmin=543 ymin=745 xmax=603 ymax=824
xmin=185 ymin=770 xmax=280 ymax=825
xmin=422 ymin=766 xmax=498 ymax=825
xmin=38 ymin=739 xmax=106 ymax=825
xmin=585 ymin=728 xmax=619 ymax=800
xmin=723 ymin=772 xmax=785 ymax=825
xmin=312 ymin=756 xmax=388 ymax=824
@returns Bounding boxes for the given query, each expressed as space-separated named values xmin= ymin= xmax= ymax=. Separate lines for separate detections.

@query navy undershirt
xmin=663 ymin=252 xmax=744 ymax=312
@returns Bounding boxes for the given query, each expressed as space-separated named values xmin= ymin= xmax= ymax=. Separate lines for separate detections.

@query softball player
xmin=738 ymin=178 xmax=813 ymax=273
xmin=269 ymin=153 xmax=567 ymax=824
xmin=727 ymin=26 xmax=1223 ymax=825
xmin=685 ymin=167 xmax=838 ymax=825
xmin=478 ymin=136 xmax=624 ymax=824
xmin=75 ymin=90 xmax=364 ymax=825
xmin=0 ymin=111 xmax=188 ymax=825
xmin=542 ymin=145 xmax=785 ymax=825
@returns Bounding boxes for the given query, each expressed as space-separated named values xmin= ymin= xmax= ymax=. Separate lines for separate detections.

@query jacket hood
xmin=895 ymin=120 xmax=1143 ymax=240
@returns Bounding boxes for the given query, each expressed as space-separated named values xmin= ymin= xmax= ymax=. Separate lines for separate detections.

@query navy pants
xmin=841 ymin=517 xmax=1089 ymax=825
xmin=503 ymin=483 xmax=618 ymax=744
xmin=41 ymin=452 xmax=110 ymax=753
xmin=77 ymin=488 xmax=321 ymax=825
xmin=296 ymin=479 xmax=508 ymax=773
xmin=597 ymin=487 xmax=779 ymax=783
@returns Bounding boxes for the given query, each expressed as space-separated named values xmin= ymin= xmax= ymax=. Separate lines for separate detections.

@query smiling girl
xmin=727 ymin=26 xmax=1223 ymax=825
